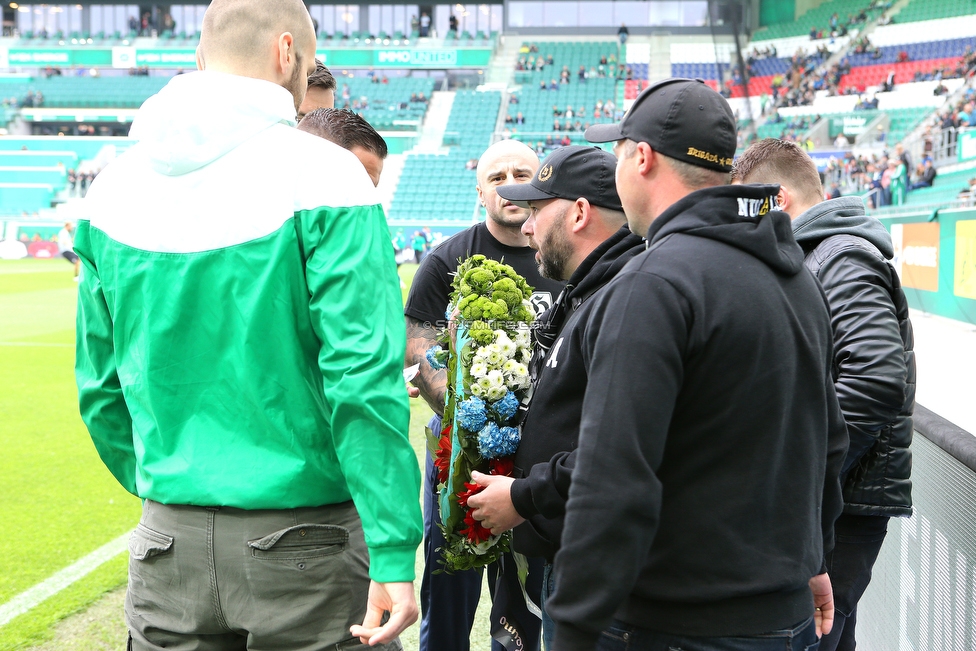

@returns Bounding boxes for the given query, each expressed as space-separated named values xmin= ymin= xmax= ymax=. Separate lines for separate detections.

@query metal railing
xmin=859 ymin=405 xmax=976 ymax=651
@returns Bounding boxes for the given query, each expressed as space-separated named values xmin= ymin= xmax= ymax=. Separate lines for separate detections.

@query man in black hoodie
xmin=732 ymin=138 xmax=914 ymax=651
xmin=545 ymin=78 xmax=849 ymax=651
xmin=464 ymin=145 xmax=645 ymax=649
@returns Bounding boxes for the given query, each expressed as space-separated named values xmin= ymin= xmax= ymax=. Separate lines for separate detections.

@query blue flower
xmin=457 ymin=397 xmax=488 ymax=432
xmin=491 ymin=392 xmax=519 ymax=422
xmin=478 ymin=423 xmax=520 ymax=459
xmin=425 ymin=346 xmax=447 ymax=370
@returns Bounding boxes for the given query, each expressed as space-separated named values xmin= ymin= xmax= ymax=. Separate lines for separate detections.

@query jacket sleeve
xmin=822 ymin=366 xmax=849 ymax=559
xmin=74 ymin=221 xmax=138 ymax=495
xmin=817 ymin=244 xmax=907 ymax=474
xmin=298 ymin=204 xmax=422 ymax=584
xmin=510 ymin=449 xmax=576 ymax=519
xmin=548 ymin=271 xmax=689 ymax=651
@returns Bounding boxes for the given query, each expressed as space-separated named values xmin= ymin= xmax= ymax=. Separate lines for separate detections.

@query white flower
xmin=470 ymin=361 xmax=489 ymax=378
xmin=484 ymin=343 xmax=504 ymax=367
xmin=513 ymin=328 xmax=531 ymax=349
xmin=470 ymin=383 xmax=485 ymax=397
xmin=522 ymin=299 xmax=536 ymax=317
xmin=496 ymin=334 xmax=517 ymax=358
xmin=502 ymin=359 xmax=519 ymax=373
xmin=505 ymin=362 xmax=530 ymax=390
xmin=517 ymin=346 xmax=532 ymax=364
xmin=485 ymin=369 xmax=505 ymax=389
xmin=486 ymin=385 xmax=508 ymax=401
xmin=477 ymin=376 xmax=494 ymax=392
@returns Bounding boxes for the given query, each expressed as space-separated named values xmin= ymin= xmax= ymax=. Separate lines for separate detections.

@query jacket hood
xmin=647 ymin=184 xmax=805 ymax=276
xmin=129 ymin=71 xmax=297 ymax=176
xmin=792 ymin=196 xmax=894 ymax=259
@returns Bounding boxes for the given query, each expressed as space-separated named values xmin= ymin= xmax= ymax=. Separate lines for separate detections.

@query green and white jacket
xmin=74 ymin=71 xmax=421 ymax=582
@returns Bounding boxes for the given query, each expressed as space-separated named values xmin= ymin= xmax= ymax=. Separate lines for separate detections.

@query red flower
xmin=457 ymin=481 xmax=485 ymax=507
xmin=456 ymin=482 xmax=493 ymax=543
xmin=434 ymin=424 xmax=453 ymax=484
xmin=460 ymin=511 xmax=492 ymax=544
xmin=489 ymin=456 xmax=514 ymax=477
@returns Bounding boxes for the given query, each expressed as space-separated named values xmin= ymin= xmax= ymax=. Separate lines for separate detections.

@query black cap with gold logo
xmin=584 ymin=77 xmax=736 ymax=173
xmin=496 ymin=145 xmax=623 ymax=212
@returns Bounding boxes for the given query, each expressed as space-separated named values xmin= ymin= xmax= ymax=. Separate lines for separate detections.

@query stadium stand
xmin=387 ymin=90 xmax=501 ymax=228
xmin=892 ymin=0 xmax=976 ymax=23
xmin=0 ymin=75 xmax=170 ymax=108
xmin=750 ymin=0 xmax=885 ymax=41
xmin=337 ymin=77 xmax=437 ymax=130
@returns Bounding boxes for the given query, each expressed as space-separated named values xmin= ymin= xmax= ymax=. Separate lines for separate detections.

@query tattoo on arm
xmin=406 ymin=316 xmax=447 ymax=416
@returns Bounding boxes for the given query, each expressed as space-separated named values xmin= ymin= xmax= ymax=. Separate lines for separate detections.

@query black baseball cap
xmin=496 ymin=145 xmax=623 ymax=212
xmin=585 ymin=77 xmax=736 ymax=173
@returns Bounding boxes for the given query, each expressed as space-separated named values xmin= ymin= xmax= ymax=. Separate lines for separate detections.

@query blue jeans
xmin=540 ymin=563 xmax=555 ymax=651
xmin=594 ymin=617 xmax=819 ymax=651
xmin=819 ymin=514 xmax=889 ymax=651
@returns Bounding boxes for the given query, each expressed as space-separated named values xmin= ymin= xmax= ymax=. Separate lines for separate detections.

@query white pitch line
xmin=0 ymin=529 xmax=132 ymax=628
xmin=0 ymin=342 xmax=73 ymax=347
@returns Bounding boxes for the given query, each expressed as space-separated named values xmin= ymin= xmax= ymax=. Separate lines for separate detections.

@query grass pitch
xmin=0 ymin=258 xmax=491 ymax=651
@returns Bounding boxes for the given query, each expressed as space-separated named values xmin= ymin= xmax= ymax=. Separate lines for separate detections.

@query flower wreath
xmin=425 ymin=254 xmax=535 ymax=572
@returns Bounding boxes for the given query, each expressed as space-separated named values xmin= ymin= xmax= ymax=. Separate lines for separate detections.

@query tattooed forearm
xmin=406 ymin=316 xmax=447 ymax=416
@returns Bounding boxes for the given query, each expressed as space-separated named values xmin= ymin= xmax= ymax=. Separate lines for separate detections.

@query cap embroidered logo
xmin=538 ymin=164 xmax=553 ymax=182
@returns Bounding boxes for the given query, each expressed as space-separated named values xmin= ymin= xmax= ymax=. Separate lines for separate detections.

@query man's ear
xmin=276 ymin=31 xmax=295 ymax=75
xmin=636 ymin=142 xmax=655 ymax=176
xmin=571 ymin=198 xmax=590 ymax=233
xmin=776 ymin=186 xmax=790 ymax=212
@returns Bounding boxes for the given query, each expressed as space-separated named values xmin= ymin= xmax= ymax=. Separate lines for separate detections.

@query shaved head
xmin=198 ymin=0 xmax=316 ymax=110
xmin=200 ymin=0 xmax=314 ymax=67
xmin=476 ymin=140 xmax=540 ymax=240
xmin=476 ymin=140 xmax=538 ymax=187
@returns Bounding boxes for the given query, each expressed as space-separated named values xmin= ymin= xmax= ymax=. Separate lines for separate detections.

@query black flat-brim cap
xmin=497 ymin=145 xmax=623 ymax=212
xmin=584 ymin=77 xmax=737 ymax=173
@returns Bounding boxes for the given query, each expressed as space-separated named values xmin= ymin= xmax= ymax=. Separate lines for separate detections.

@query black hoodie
xmin=510 ymin=226 xmax=646 ymax=561
xmin=546 ymin=184 xmax=849 ymax=650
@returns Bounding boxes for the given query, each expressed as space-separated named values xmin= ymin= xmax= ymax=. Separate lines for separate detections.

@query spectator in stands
xmin=298 ymin=108 xmax=387 ymax=187
xmin=514 ymin=112 xmax=524 ymax=125
xmin=74 ymin=1 xmax=420 ymax=648
xmin=549 ymin=78 xmax=559 ymax=91
xmin=419 ymin=12 xmax=430 ymax=37
xmin=540 ymin=80 xmax=548 ymax=91
xmin=128 ymin=15 xmax=138 ymax=34
xmin=617 ymin=23 xmax=629 ymax=44
xmin=565 ymin=106 xmax=574 ymax=119
xmin=882 ymin=70 xmax=895 ymax=93
xmin=410 ymin=14 xmax=419 ymax=34
xmin=296 ymin=59 xmax=335 ymax=121
xmin=910 ymin=160 xmax=937 ymax=190
xmin=733 ymin=137 xmax=914 ymax=651
xmin=448 ymin=13 xmax=458 ymax=33
xmin=578 ymin=65 xmax=587 ymax=82
xmin=553 ymin=118 xmax=562 ymax=131
xmin=411 ymin=231 xmax=426 ymax=263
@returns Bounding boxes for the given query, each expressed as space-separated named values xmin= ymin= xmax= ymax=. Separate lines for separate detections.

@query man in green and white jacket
xmin=74 ymin=1 xmax=421 ymax=648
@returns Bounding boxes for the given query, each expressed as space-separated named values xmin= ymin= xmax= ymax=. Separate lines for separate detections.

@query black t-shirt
xmin=404 ymin=221 xmax=564 ymax=327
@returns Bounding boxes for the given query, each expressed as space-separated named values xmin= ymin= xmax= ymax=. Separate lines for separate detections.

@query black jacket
xmin=510 ymin=227 xmax=646 ymax=562
xmin=547 ymin=184 xmax=849 ymax=651
xmin=793 ymin=196 xmax=914 ymax=517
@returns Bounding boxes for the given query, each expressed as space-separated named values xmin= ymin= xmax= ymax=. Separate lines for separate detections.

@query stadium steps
xmin=487 ymin=37 xmax=523 ymax=86
xmin=415 ymin=91 xmax=456 ymax=152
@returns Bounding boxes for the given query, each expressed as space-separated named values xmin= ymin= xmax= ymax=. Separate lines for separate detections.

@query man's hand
xmin=809 ymin=572 xmax=834 ymax=637
xmin=467 ymin=471 xmax=525 ymax=535
xmin=350 ymin=581 xmax=418 ymax=646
